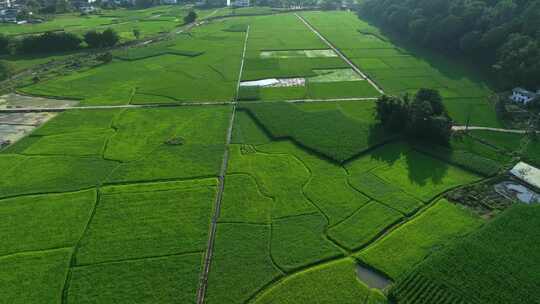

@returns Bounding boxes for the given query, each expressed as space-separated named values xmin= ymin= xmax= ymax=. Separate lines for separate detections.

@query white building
xmin=161 ymin=0 xmax=177 ymax=4
xmin=510 ymin=87 xmax=537 ymax=104
xmin=233 ymin=0 xmax=249 ymax=6
xmin=0 ymin=8 xmax=17 ymax=22
xmin=0 ymin=0 xmax=11 ymax=9
xmin=511 ymin=162 xmax=540 ymax=190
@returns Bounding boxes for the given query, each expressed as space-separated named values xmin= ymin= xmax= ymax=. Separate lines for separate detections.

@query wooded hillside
xmin=358 ymin=0 xmax=540 ymax=89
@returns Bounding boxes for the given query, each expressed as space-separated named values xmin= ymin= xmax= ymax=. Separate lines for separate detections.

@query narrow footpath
xmin=452 ymin=125 xmax=538 ymax=134
xmin=195 ymin=25 xmax=250 ymax=304
xmin=0 ymin=97 xmax=380 ymax=113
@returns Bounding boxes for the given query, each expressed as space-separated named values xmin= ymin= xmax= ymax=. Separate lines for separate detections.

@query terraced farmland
xmin=1 ymin=7 xmax=538 ymax=304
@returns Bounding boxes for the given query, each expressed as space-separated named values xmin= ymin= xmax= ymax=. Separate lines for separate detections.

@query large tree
xmin=375 ymin=89 xmax=452 ymax=145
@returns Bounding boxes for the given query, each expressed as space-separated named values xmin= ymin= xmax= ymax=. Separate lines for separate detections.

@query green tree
xmin=0 ymin=34 xmax=10 ymax=55
xmin=375 ymin=89 xmax=452 ymax=145
xmin=184 ymin=11 xmax=197 ymax=24
xmin=133 ymin=29 xmax=141 ymax=40
xmin=414 ymin=88 xmax=445 ymax=115
xmin=459 ymin=31 xmax=482 ymax=53
xmin=97 ymin=52 xmax=113 ymax=63
xmin=0 ymin=61 xmax=14 ymax=81
xmin=101 ymin=28 xmax=120 ymax=47
xmin=84 ymin=30 xmax=101 ymax=48
xmin=496 ymin=34 xmax=540 ymax=88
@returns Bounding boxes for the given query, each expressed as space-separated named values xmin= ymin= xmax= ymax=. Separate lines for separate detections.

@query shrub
xmin=0 ymin=34 xmax=10 ymax=55
xmin=239 ymin=102 xmax=392 ymax=163
xmin=17 ymin=32 xmax=82 ymax=54
xmin=97 ymin=52 xmax=113 ymax=63
xmin=0 ymin=61 xmax=14 ymax=81
xmin=84 ymin=28 xmax=119 ymax=49
xmin=83 ymin=30 xmax=101 ymax=48
xmin=184 ymin=11 xmax=197 ymax=24
xmin=101 ymin=28 xmax=120 ymax=47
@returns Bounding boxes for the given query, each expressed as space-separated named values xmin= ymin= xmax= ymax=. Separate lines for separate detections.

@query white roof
xmin=511 ymin=162 xmax=540 ymax=189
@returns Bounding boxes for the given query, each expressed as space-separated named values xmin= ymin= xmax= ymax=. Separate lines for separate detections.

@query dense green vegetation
xmin=346 ymin=142 xmax=481 ymax=213
xmin=75 ymin=179 xmax=216 ymax=265
xmin=0 ymin=6 xmax=189 ymax=37
xmin=301 ymin=11 xmax=499 ymax=128
xmin=329 ymin=201 xmax=403 ymax=251
xmin=2 ymin=8 xmax=537 ymax=304
xmin=19 ymin=19 xmax=246 ymax=104
xmin=391 ymin=204 xmax=540 ymax=304
xmin=470 ymin=130 xmax=540 ymax=166
xmin=0 ymin=106 xmax=229 ymax=198
xmin=239 ymin=102 xmax=392 ymax=163
xmin=258 ymin=141 xmax=371 ymax=225
xmin=206 ymin=223 xmax=282 ymax=304
xmin=69 ymin=253 xmax=203 ymax=304
xmin=0 ymin=190 xmax=95 ymax=256
xmin=359 ymin=0 xmax=540 ymax=89
xmin=253 ymin=258 xmax=384 ymax=304
xmin=272 ymin=213 xmax=343 ymax=270
xmin=375 ymin=89 xmax=452 ymax=145
xmin=357 ymin=199 xmax=484 ymax=279
xmin=240 ymin=14 xmax=381 ymax=101
xmin=0 ymin=248 xmax=72 ymax=304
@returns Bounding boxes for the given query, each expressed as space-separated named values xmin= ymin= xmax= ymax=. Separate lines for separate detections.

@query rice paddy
xmin=0 ymin=7 xmax=532 ymax=304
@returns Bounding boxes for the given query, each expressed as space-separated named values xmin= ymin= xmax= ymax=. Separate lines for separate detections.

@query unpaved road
xmin=452 ymin=125 xmax=538 ymax=134
xmin=0 ymin=95 xmax=379 ymax=113
xmin=195 ymin=25 xmax=250 ymax=304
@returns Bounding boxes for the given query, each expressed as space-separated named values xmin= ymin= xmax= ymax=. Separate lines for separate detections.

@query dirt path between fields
xmin=295 ymin=13 xmax=385 ymax=95
xmin=195 ymin=25 xmax=250 ymax=304
xmin=452 ymin=125 xmax=538 ymax=134
xmin=0 ymin=94 xmax=379 ymax=113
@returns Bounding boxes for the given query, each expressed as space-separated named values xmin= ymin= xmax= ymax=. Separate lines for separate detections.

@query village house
xmin=0 ymin=0 xmax=11 ymax=8
xmin=0 ymin=8 xmax=17 ymax=23
xmin=511 ymin=162 xmax=540 ymax=191
xmin=510 ymin=87 xmax=538 ymax=104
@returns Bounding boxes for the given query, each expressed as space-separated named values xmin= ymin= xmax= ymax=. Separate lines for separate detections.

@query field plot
xmin=207 ymin=134 xmax=408 ymax=303
xmin=391 ymin=204 xmax=540 ymax=304
xmin=20 ymin=19 xmax=247 ymax=105
xmin=469 ymin=130 xmax=540 ymax=166
xmin=238 ymin=102 xmax=393 ymax=163
xmin=75 ymin=179 xmax=216 ymax=265
xmin=0 ymin=5 xmax=189 ymax=38
xmin=0 ymin=106 xmax=229 ymax=198
xmin=205 ymin=223 xmax=283 ymax=304
xmin=0 ymin=190 xmax=96 ymax=256
xmin=0 ymin=100 xmax=227 ymax=303
xmin=252 ymin=258 xmax=384 ymax=304
xmin=238 ymin=13 xmax=380 ymax=101
xmin=346 ymin=142 xmax=481 ymax=213
xmin=300 ymin=11 xmax=500 ymax=127
xmin=0 ymin=8 xmax=518 ymax=304
xmin=357 ymin=199 xmax=484 ymax=280
xmin=0 ymin=248 xmax=72 ymax=304
xmin=328 ymin=201 xmax=403 ymax=251
xmin=64 ymin=179 xmax=217 ymax=303
xmin=69 ymin=253 xmax=203 ymax=304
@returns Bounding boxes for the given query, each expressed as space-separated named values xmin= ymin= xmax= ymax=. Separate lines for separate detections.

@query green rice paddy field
xmin=1 ymin=8 xmax=538 ymax=304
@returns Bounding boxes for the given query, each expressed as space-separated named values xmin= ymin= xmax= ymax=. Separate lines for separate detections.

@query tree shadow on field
xmin=404 ymin=143 xmax=450 ymax=187
xmin=360 ymin=19 xmax=498 ymax=89
xmin=368 ymin=140 xmax=402 ymax=167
